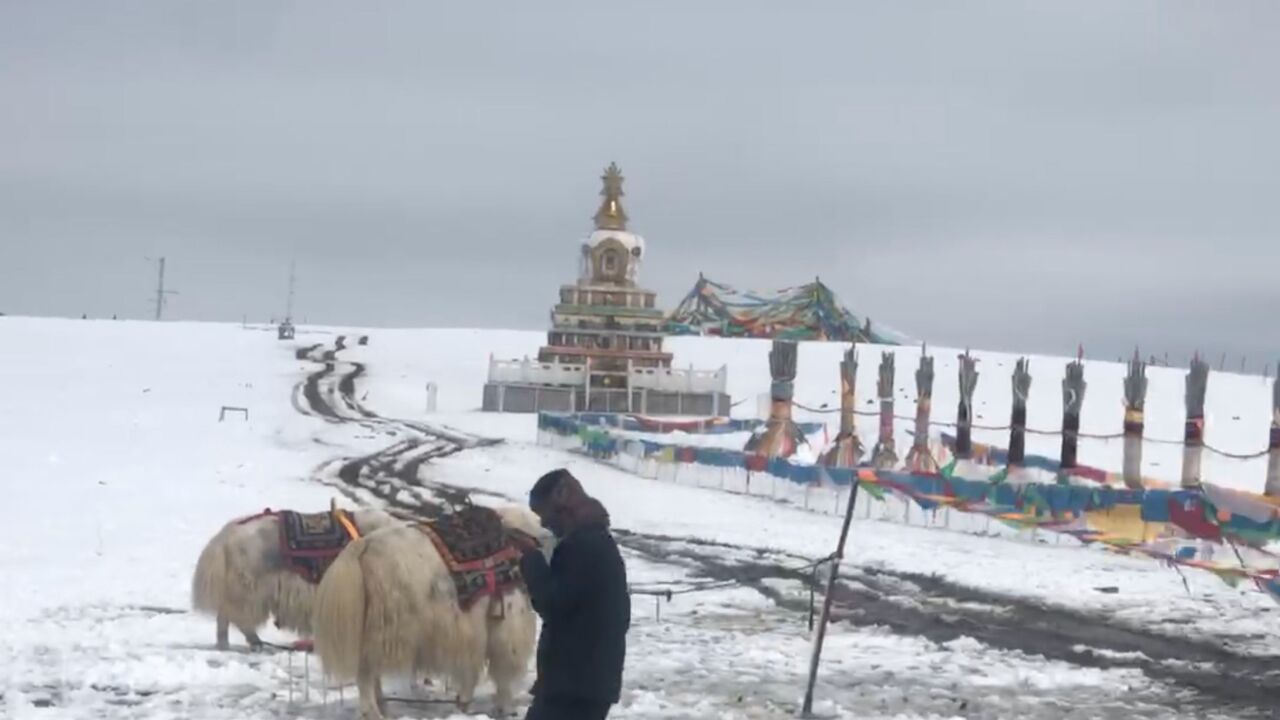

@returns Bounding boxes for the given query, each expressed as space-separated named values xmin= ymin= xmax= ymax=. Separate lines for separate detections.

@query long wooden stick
xmin=1265 ymin=361 xmax=1279 ymax=496
xmin=955 ymin=351 xmax=978 ymax=459
xmin=1122 ymin=349 xmax=1148 ymax=489
xmin=800 ymin=474 xmax=861 ymax=717
xmin=905 ymin=346 xmax=936 ymax=473
xmin=820 ymin=344 xmax=862 ymax=468
xmin=1009 ymin=357 xmax=1031 ymax=466
xmin=1181 ymin=354 xmax=1210 ymax=488
xmin=1060 ymin=348 xmax=1087 ymax=471
xmin=871 ymin=352 xmax=897 ymax=468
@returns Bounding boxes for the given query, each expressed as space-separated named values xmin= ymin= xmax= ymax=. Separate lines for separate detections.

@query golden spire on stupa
xmin=592 ymin=162 xmax=628 ymax=231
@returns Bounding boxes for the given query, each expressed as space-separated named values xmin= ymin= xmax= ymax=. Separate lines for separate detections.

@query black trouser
xmin=524 ymin=695 xmax=612 ymax=720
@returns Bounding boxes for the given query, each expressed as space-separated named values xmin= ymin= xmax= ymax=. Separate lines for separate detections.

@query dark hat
xmin=530 ymin=468 xmax=574 ymax=507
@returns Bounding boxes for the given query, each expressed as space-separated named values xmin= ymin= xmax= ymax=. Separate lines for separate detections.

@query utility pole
xmin=285 ymin=260 xmax=296 ymax=322
xmin=151 ymin=256 xmax=178 ymax=320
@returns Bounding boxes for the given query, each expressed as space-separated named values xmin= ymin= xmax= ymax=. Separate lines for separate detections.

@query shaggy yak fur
xmin=311 ymin=504 xmax=554 ymax=719
xmin=191 ymin=507 xmax=400 ymax=649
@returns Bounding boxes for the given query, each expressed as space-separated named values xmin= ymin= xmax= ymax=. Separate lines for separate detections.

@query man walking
xmin=518 ymin=468 xmax=630 ymax=720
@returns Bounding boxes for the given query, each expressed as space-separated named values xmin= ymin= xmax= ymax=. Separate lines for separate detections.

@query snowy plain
xmin=2 ymin=317 xmax=1277 ymax=719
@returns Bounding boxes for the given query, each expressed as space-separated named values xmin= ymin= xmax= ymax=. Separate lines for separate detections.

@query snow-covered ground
xmin=3 ymin=317 xmax=1277 ymax=719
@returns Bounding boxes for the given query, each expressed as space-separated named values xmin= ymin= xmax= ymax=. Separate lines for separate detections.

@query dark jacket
xmin=520 ymin=522 xmax=630 ymax=704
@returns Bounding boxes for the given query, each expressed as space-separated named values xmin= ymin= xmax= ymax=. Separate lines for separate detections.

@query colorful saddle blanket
xmin=278 ymin=509 xmax=361 ymax=583
xmin=415 ymin=506 xmax=524 ymax=609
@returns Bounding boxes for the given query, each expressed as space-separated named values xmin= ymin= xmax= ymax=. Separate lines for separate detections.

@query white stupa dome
xmin=585 ymin=229 xmax=645 ymax=257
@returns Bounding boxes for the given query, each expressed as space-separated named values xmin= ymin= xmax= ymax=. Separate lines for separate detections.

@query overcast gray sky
xmin=1 ymin=1 xmax=1276 ymax=365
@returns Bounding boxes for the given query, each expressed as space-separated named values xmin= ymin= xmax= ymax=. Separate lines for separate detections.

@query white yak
xmin=312 ymin=504 xmax=553 ymax=719
xmin=191 ymin=505 xmax=401 ymax=649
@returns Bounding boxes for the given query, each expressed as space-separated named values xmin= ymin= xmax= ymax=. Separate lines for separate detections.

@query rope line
xmin=260 ymin=640 xmax=307 ymax=652
xmin=383 ymin=696 xmax=463 ymax=706
xmin=628 ymin=552 xmax=838 ymax=597
xmin=1200 ymin=447 xmax=1272 ymax=460
xmin=789 ymin=402 xmax=1272 ymax=459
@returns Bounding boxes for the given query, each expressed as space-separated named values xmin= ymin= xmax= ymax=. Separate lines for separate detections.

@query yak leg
xmin=454 ymin=662 xmax=482 ymax=713
xmin=216 ymin=613 xmax=231 ymax=650
xmin=488 ymin=631 xmax=526 ymax=715
xmin=357 ymin=662 xmax=385 ymax=720
xmin=489 ymin=655 xmax=523 ymax=716
xmin=239 ymin=624 xmax=263 ymax=650
xmin=488 ymin=596 xmax=533 ymax=717
xmin=491 ymin=678 xmax=517 ymax=718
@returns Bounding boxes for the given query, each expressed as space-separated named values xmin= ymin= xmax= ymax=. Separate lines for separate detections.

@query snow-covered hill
xmin=3 ymin=317 xmax=1277 ymax=719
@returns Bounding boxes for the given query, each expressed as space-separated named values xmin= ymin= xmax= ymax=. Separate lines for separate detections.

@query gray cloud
xmin=1 ymin=0 xmax=1276 ymax=364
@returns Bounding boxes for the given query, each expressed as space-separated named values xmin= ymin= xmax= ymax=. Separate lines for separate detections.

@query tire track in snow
xmin=291 ymin=336 xmax=502 ymax=518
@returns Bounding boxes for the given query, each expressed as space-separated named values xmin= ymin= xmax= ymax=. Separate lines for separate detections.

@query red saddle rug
xmin=415 ymin=506 xmax=525 ymax=610
xmin=278 ymin=509 xmax=361 ymax=583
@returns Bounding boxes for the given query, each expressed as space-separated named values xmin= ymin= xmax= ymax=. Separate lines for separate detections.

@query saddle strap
xmin=334 ymin=509 xmax=360 ymax=540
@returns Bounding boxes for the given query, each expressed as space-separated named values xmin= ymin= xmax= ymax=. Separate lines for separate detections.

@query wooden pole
xmin=1122 ymin=349 xmax=1148 ymax=489
xmin=905 ymin=345 xmax=936 ymax=472
xmin=746 ymin=340 xmax=801 ymax=458
xmin=1265 ymin=363 xmax=1279 ymax=496
xmin=1182 ymin=354 xmax=1210 ymax=488
xmin=820 ymin=344 xmax=862 ymax=467
xmin=871 ymin=352 xmax=898 ymax=468
xmin=1009 ymin=357 xmax=1031 ymax=467
xmin=842 ymin=346 xmax=858 ymax=444
xmin=800 ymin=473 xmax=861 ymax=717
xmin=955 ymin=351 xmax=978 ymax=459
xmin=1060 ymin=348 xmax=1087 ymax=472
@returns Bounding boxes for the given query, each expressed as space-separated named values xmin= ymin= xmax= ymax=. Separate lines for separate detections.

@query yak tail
xmin=312 ymin=537 xmax=369 ymax=682
xmin=191 ymin=528 xmax=231 ymax=614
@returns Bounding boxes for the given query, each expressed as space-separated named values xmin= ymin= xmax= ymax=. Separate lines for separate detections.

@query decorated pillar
xmin=1181 ymin=354 xmax=1210 ymax=488
xmin=1266 ymin=363 xmax=1280 ymax=496
xmin=871 ymin=352 xmax=897 ymax=469
xmin=1122 ymin=349 xmax=1148 ymax=489
xmin=819 ymin=344 xmax=862 ymax=467
xmin=954 ymin=351 xmax=979 ymax=459
xmin=745 ymin=340 xmax=804 ymax=458
xmin=1060 ymin=349 xmax=1087 ymax=471
xmin=904 ymin=347 xmax=937 ymax=473
xmin=1009 ymin=357 xmax=1031 ymax=466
